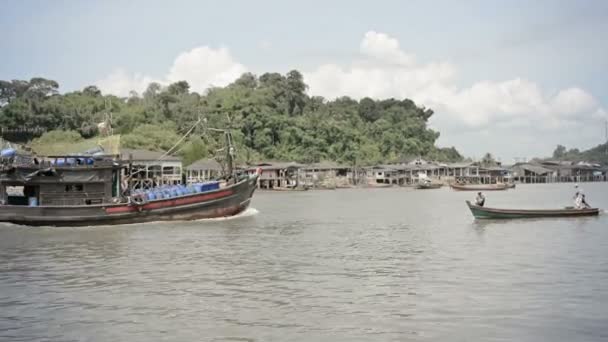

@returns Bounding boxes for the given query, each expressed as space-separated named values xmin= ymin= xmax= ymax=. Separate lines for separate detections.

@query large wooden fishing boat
xmin=450 ymin=183 xmax=511 ymax=191
xmin=0 ymin=130 xmax=258 ymax=227
xmin=466 ymin=200 xmax=599 ymax=219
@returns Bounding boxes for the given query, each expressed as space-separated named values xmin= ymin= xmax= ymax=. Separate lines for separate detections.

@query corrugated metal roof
xmin=185 ymin=158 xmax=222 ymax=171
xmin=120 ymin=148 xmax=181 ymax=162
xmin=515 ymin=163 xmax=553 ymax=175
xmin=304 ymin=161 xmax=350 ymax=170
xmin=446 ymin=162 xmax=477 ymax=168
xmin=245 ymin=161 xmax=304 ymax=170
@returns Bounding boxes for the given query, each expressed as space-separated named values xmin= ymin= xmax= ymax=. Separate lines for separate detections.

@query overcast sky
xmin=2 ymin=0 xmax=607 ymax=162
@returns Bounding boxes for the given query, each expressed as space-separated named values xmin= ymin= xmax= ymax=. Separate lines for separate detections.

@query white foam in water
xmin=195 ymin=207 xmax=260 ymax=222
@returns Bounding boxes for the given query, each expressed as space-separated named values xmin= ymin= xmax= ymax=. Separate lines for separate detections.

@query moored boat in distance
xmin=466 ymin=200 xmax=599 ymax=219
xmin=450 ymin=183 xmax=511 ymax=191
xmin=416 ymin=182 xmax=443 ymax=189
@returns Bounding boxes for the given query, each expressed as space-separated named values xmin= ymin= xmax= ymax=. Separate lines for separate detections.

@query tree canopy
xmin=550 ymin=143 xmax=608 ymax=165
xmin=0 ymin=72 xmax=465 ymax=166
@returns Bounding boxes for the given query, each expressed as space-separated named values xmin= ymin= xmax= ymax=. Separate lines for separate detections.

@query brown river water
xmin=1 ymin=183 xmax=607 ymax=341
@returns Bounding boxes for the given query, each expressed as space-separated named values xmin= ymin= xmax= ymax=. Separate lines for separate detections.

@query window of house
xmin=163 ymin=166 xmax=176 ymax=175
xmin=65 ymin=184 xmax=84 ymax=192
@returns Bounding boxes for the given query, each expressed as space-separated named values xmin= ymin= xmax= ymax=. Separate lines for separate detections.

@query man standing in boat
xmin=475 ymin=192 xmax=486 ymax=207
xmin=573 ymin=184 xmax=586 ymax=208
xmin=573 ymin=183 xmax=584 ymax=198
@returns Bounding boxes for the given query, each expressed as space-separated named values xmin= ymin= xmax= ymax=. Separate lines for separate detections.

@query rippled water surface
xmin=1 ymin=183 xmax=608 ymax=341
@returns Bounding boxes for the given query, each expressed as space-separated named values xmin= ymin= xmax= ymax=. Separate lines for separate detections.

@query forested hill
xmin=0 ymin=72 xmax=463 ymax=166
xmin=550 ymin=143 xmax=608 ymax=166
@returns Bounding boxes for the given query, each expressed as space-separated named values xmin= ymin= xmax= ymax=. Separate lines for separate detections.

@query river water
xmin=1 ymin=183 xmax=607 ymax=341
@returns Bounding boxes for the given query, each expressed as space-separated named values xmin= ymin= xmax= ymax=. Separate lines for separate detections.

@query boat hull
xmin=450 ymin=183 xmax=510 ymax=191
xmin=416 ymin=183 xmax=443 ymax=189
xmin=0 ymin=176 xmax=258 ymax=227
xmin=466 ymin=200 xmax=599 ymax=219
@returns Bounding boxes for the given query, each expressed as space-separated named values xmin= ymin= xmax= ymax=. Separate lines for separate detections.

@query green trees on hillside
xmin=0 ymin=72 xmax=464 ymax=165
xmin=551 ymin=144 xmax=608 ymax=165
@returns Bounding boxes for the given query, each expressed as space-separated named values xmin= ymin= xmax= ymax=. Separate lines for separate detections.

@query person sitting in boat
xmin=475 ymin=192 xmax=486 ymax=207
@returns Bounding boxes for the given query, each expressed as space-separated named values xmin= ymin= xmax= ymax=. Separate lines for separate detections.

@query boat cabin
xmin=0 ymin=154 xmax=123 ymax=207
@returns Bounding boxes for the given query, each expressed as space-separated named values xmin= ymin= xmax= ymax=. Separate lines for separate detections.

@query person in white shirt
xmin=475 ymin=192 xmax=486 ymax=207
xmin=573 ymin=184 xmax=586 ymax=207
xmin=574 ymin=193 xmax=583 ymax=209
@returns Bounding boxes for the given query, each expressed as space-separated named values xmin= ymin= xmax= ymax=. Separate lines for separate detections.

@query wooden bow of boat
xmin=466 ymin=200 xmax=600 ymax=219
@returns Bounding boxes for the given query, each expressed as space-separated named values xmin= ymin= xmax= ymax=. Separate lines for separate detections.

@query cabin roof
xmin=541 ymin=160 xmax=574 ymax=166
xmin=185 ymin=158 xmax=223 ymax=171
xmin=513 ymin=163 xmax=553 ymax=175
xmin=246 ymin=161 xmax=304 ymax=170
xmin=120 ymin=148 xmax=181 ymax=162
xmin=304 ymin=161 xmax=350 ymax=170
xmin=446 ymin=162 xmax=477 ymax=168
xmin=480 ymin=166 xmax=508 ymax=171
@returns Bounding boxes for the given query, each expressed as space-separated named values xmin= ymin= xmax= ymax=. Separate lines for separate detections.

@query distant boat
xmin=416 ymin=182 xmax=443 ymax=189
xmin=365 ymin=182 xmax=393 ymax=188
xmin=466 ymin=200 xmax=599 ymax=219
xmin=450 ymin=183 xmax=510 ymax=191
xmin=266 ymin=185 xmax=309 ymax=191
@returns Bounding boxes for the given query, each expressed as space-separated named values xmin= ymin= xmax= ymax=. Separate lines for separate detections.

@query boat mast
xmin=205 ymin=123 xmax=237 ymax=182
xmin=224 ymin=130 xmax=235 ymax=180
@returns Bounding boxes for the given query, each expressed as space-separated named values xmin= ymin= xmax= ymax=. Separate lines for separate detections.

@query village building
xmin=364 ymin=165 xmax=405 ymax=186
xmin=120 ymin=148 xmax=182 ymax=190
xmin=477 ymin=166 xmax=511 ymax=183
xmin=185 ymin=158 xmax=223 ymax=184
xmin=509 ymin=161 xmax=606 ymax=183
xmin=539 ymin=160 xmax=605 ymax=182
xmin=364 ymin=160 xmax=513 ymax=185
xmin=510 ymin=163 xmax=555 ymax=183
xmin=244 ymin=161 xmax=305 ymax=189
xmin=301 ymin=161 xmax=357 ymax=189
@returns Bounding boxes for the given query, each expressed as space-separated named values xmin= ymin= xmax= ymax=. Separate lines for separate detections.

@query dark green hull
xmin=466 ymin=201 xmax=600 ymax=219
xmin=416 ymin=183 xmax=443 ymax=189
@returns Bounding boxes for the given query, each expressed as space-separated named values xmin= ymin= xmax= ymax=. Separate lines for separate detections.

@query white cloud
xmin=549 ymin=87 xmax=597 ymax=116
xmin=97 ymin=46 xmax=246 ymax=96
xmin=96 ymin=69 xmax=160 ymax=97
xmin=304 ymin=31 xmax=605 ymax=134
xmin=95 ymin=31 xmax=605 ymax=160
xmin=167 ymin=46 xmax=247 ymax=91
xmin=359 ymin=31 xmax=415 ymax=66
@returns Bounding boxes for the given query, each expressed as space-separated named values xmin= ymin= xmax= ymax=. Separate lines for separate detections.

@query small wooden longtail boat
xmin=450 ymin=183 xmax=510 ymax=191
xmin=466 ymin=200 xmax=599 ymax=219
xmin=416 ymin=182 xmax=443 ymax=189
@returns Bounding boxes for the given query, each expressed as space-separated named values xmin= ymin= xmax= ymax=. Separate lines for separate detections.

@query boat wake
xmin=195 ymin=207 xmax=260 ymax=222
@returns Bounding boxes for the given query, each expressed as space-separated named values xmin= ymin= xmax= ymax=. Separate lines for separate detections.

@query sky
xmin=1 ymin=0 xmax=607 ymax=163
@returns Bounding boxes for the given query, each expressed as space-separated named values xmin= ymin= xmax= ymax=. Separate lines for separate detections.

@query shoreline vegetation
xmin=1 ymin=74 xmax=607 ymax=169
xmin=1 ymin=73 xmax=463 ymax=167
